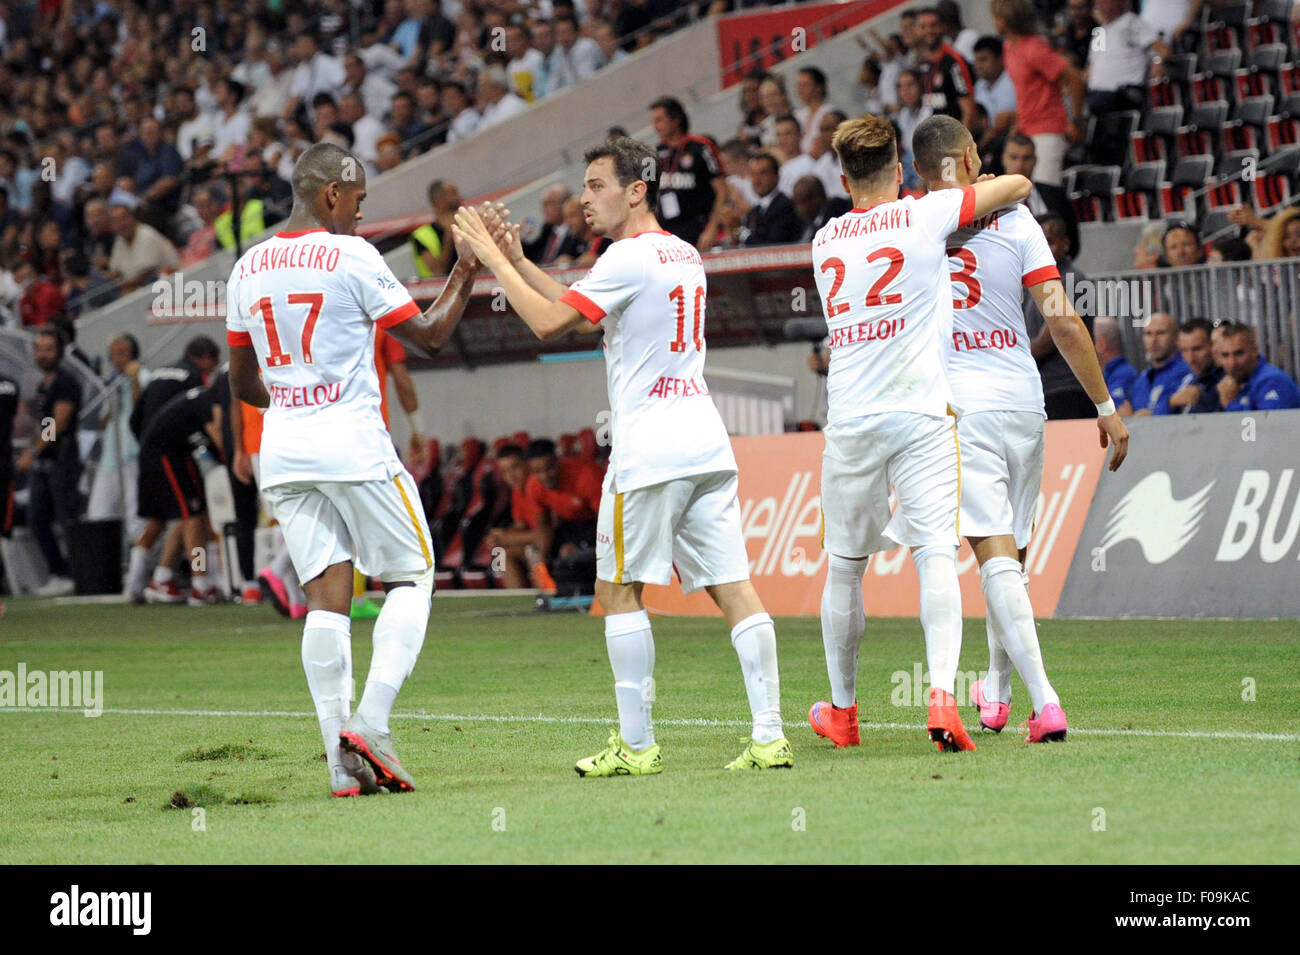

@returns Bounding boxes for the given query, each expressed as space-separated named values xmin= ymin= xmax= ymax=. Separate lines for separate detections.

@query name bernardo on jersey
xmin=236 ymin=242 xmax=342 ymax=279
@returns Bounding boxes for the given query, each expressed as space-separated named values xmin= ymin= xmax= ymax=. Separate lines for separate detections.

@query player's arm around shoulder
xmin=969 ymin=174 xmax=1032 ymax=220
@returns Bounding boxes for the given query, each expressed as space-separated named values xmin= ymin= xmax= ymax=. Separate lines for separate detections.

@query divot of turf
xmin=179 ymin=743 xmax=271 ymax=762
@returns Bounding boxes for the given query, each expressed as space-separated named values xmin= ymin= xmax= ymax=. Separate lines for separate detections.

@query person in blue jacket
xmin=1215 ymin=323 xmax=1300 ymax=412
xmin=1120 ymin=312 xmax=1190 ymax=416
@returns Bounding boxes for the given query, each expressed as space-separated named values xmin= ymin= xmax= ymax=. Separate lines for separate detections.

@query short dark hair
xmin=1180 ymin=317 xmax=1213 ymax=337
xmin=35 ymin=327 xmax=63 ymax=359
xmin=582 ymin=136 xmax=661 ymax=211
xmin=1212 ymin=235 xmax=1252 ymax=262
xmin=750 ymin=152 xmax=780 ymax=176
xmin=1004 ymin=132 xmax=1035 ymax=153
xmin=973 ymin=35 xmax=1003 ymax=57
xmin=555 ymin=12 xmax=578 ymax=30
xmin=497 ymin=442 xmax=524 ymax=461
xmin=525 ymin=438 xmax=557 ymax=460
xmin=901 ymin=8 xmax=920 ymax=20
xmin=1037 ymin=212 xmax=1068 ymax=235
xmin=1162 ymin=220 xmax=1198 ymax=245
xmin=312 ymin=92 xmax=337 ymax=110
xmin=291 ymin=142 xmax=363 ymax=201
xmin=114 ymin=333 xmax=141 ymax=360
xmin=184 ymin=335 xmax=220 ymax=363
xmin=798 ymin=66 xmax=827 ymax=94
xmin=911 ymin=113 xmax=973 ymax=181
xmin=774 ymin=113 xmax=801 ymax=133
xmin=649 ymin=95 xmax=689 ymax=134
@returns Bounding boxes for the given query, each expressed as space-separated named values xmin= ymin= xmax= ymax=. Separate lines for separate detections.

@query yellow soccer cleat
xmin=725 ymin=736 xmax=795 ymax=770
xmin=574 ymin=730 xmax=663 ymax=777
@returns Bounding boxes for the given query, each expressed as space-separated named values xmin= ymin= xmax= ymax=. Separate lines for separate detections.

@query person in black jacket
xmin=16 ymin=329 xmax=83 ymax=596
xmin=0 ymin=372 xmax=17 ymax=541
xmin=741 ymin=153 xmax=803 ymax=246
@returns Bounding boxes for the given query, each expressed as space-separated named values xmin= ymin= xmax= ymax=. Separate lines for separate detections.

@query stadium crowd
xmin=3 ymin=0 xmax=1300 ymax=602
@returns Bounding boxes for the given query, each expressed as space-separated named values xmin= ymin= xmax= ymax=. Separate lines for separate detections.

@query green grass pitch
xmin=1 ymin=596 xmax=1297 ymax=864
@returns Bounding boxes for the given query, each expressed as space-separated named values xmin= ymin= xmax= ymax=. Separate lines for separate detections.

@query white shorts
xmin=261 ymin=471 xmax=433 ymax=584
xmin=596 ymin=470 xmax=749 ymax=595
xmin=887 ymin=409 xmax=1044 ymax=549
xmin=823 ymin=411 xmax=960 ymax=558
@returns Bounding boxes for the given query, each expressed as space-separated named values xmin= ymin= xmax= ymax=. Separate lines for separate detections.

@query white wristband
xmin=1096 ymin=398 xmax=1116 ymax=417
xmin=406 ymin=409 xmax=425 ymax=433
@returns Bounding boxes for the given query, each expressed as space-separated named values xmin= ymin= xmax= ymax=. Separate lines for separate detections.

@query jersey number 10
xmin=252 ymin=293 xmax=325 ymax=367
xmin=668 ymin=284 xmax=705 ymax=353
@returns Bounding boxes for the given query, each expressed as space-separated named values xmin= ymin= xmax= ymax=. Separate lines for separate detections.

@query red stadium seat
xmin=1266 ymin=114 xmax=1300 ymax=151
xmin=1253 ymin=172 xmax=1294 ymax=214
xmin=1112 ymin=188 xmax=1151 ymax=220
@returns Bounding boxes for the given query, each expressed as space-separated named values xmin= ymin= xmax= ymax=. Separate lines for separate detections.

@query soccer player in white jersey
xmin=806 ymin=115 xmax=1032 ymax=754
xmin=453 ymin=137 xmax=792 ymax=774
xmin=886 ymin=115 xmax=1128 ymax=742
xmin=225 ymin=143 xmax=505 ymax=797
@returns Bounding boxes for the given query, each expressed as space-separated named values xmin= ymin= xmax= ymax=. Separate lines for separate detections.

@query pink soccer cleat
xmin=1025 ymin=703 xmax=1068 ymax=743
xmin=970 ymin=679 xmax=1011 ymax=733
xmin=258 ymin=569 xmax=291 ymax=618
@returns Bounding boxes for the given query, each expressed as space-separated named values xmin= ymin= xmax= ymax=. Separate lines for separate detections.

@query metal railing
xmin=1090 ymin=257 xmax=1300 ymax=376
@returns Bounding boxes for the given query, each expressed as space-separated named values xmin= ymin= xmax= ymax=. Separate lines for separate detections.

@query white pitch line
xmin=1 ymin=707 xmax=1295 ymax=742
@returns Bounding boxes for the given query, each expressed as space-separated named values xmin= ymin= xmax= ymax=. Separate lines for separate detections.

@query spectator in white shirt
xmin=1087 ymin=0 xmax=1171 ymax=115
xmin=937 ymin=0 xmax=980 ymax=61
xmin=288 ymin=33 xmax=347 ymax=121
xmin=249 ymin=42 xmax=296 ymax=120
xmin=505 ymin=22 xmax=546 ymax=102
xmin=212 ymin=79 xmax=252 ymax=165
xmin=793 ymin=67 xmax=837 ymax=155
xmin=757 ymin=75 xmax=792 ymax=150
xmin=477 ymin=67 xmax=529 ymax=129
xmin=592 ymin=20 xmax=627 ymax=68
xmin=972 ymin=36 xmax=1017 ymax=146
xmin=442 ymin=80 xmax=482 ymax=143
xmin=340 ymin=93 xmax=385 ymax=178
xmin=718 ymin=138 xmax=759 ymax=206
xmin=107 ymin=203 xmax=179 ymax=293
xmin=546 ymin=14 xmax=605 ymax=94
xmin=813 ymin=109 xmax=849 ymax=199
xmin=775 ymin=116 xmax=818 ymax=196
xmin=173 ymin=88 xmax=216 ymax=163
xmin=894 ymin=69 xmax=932 ymax=191
xmin=343 ymin=52 xmax=398 ymax=123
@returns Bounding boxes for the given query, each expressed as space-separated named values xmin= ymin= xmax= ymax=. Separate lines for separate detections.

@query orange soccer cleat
xmin=927 ymin=688 xmax=977 ymax=752
xmin=808 ymin=700 xmax=860 ymax=748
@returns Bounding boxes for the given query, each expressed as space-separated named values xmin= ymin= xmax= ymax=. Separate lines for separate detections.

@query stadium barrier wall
xmin=1057 ymin=411 xmax=1300 ymax=618
xmin=716 ymin=0 xmax=899 ymax=87
xmin=635 ymin=420 xmax=1105 ymax=617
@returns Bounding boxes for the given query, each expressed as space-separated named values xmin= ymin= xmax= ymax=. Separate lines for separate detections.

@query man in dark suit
xmin=1002 ymin=134 xmax=1079 ymax=258
xmin=741 ymin=153 xmax=803 ymax=247
xmin=523 ymin=183 xmax=573 ymax=264
xmin=791 ymin=175 xmax=853 ymax=244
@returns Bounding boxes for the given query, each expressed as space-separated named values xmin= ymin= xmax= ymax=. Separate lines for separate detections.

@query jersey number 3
xmin=947 ymin=248 xmax=982 ymax=310
xmin=252 ymin=293 xmax=325 ymax=367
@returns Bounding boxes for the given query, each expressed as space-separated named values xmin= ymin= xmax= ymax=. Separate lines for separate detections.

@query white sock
xmin=731 ymin=612 xmax=783 ymax=744
xmin=357 ymin=584 xmax=430 ymax=734
xmin=983 ymin=614 xmax=1013 ymax=704
xmin=914 ymin=545 xmax=962 ymax=698
xmin=270 ymin=547 xmax=294 ymax=579
xmin=127 ymin=545 xmax=150 ymax=596
xmin=981 ymin=556 xmax=1059 ymax=713
xmin=301 ymin=610 xmax=352 ymax=772
xmin=152 ymin=565 xmax=173 ymax=585
xmin=203 ymin=541 xmax=221 ymax=590
xmin=605 ymin=610 xmax=656 ymax=751
xmin=820 ymin=555 xmax=867 ymax=708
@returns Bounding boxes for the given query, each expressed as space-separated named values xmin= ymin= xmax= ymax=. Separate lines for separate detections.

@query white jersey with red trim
xmin=812 ymin=186 xmax=976 ymax=424
xmin=944 ymin=201 xmax=1059 ymax=415
xmin=559 ymin=230 xmax=735 ymax=493
xmin=224 ymin=227 xmax=421 ymax=489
